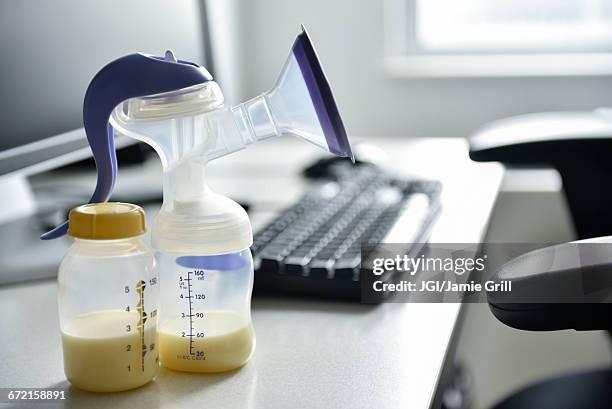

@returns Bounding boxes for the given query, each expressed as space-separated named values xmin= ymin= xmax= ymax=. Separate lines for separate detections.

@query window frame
xmin=383 ymin=0 xmax=612 ymax=78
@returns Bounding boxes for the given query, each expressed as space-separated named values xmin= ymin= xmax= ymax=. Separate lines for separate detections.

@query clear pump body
xmin=58 ymin=237 xmax=159 ymax=392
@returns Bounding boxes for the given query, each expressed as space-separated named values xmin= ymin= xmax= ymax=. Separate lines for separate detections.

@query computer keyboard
xmin=251 ymin=159 xmax=442 ymax=300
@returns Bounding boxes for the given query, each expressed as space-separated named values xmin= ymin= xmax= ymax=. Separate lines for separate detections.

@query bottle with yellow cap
xmin=57 ymin=202 xmax=159 ymax=392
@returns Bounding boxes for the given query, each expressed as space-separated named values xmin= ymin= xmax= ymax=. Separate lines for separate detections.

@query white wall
xmin=229 ymin=0 xmax=612 ymax=138
xmin=205 ymin=0 xmax=248 ymax=105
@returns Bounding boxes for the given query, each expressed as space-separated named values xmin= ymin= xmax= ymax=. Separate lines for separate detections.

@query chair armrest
xmin=469 ymin=110 xmax=612 ymax=238
xmin=488 ymin=237 xmax=612 ymax=331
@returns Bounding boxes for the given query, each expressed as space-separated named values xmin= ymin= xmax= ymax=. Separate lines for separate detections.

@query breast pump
xmin=44 ymin=27 xmax=353 ymax=373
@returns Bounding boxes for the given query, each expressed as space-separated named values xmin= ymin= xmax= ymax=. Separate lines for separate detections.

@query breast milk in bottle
xmin=57 ymin=203 xmax=159 ymax=392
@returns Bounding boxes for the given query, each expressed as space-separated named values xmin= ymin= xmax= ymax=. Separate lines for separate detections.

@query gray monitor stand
xmin=0 ymin=174 xmax=71 ymax=284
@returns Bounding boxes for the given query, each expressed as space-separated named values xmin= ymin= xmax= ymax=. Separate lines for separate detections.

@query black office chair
xmin=484 ymin=239 xmax=612 ymax=408
xmin=468 ymin=114 xmax=612 ymax=408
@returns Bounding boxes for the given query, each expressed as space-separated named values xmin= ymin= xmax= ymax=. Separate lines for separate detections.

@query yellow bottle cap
xmin=68 ymin=202 xmax=146 ymax=240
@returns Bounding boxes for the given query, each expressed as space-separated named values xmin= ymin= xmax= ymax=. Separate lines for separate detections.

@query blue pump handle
xmin=41 ymin=53 xmax=212 ymax=240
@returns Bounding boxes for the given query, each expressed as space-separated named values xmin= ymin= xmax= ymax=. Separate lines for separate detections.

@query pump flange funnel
xmin=273 ymin=25 xmax=353 ymax=159
xmin=233 ymin=26 xmax=353 ymax=161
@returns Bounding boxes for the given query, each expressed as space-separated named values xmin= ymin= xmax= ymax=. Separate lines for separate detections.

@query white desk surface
xmin=0 ymin=137 xmax=503 ymax=409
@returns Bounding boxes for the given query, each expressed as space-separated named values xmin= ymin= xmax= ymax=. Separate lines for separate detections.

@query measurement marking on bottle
xmin=135 ymin=280 xmax=148 ymax=372
xmin=187 ymin=270 xmax=194 ymax=355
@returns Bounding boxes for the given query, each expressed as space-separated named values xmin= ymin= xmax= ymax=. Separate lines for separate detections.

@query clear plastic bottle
xmin=155 ymin=189 xmax=255 ymax=373
xmin=157 ymin=249 xmax=255 ymax=372
xmin=58 ymin=203 xmax=159 ymax=392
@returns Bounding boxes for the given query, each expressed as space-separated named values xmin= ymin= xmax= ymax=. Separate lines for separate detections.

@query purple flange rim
xmin=292 ymin=26 xmax=354 ymax=160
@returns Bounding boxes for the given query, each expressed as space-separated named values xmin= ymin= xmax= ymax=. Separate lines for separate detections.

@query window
xmin=384 ymin=0 xmax=612 ymax=77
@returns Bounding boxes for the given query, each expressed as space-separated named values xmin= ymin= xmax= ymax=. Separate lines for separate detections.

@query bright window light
xmin=416 ymin=0 xmax=612 ymax=52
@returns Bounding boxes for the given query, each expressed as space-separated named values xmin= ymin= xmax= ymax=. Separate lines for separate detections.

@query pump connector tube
xmin=231 ymin=95 xmax=280 ymax=144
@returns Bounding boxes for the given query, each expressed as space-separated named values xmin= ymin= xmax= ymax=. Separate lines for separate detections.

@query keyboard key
xmin=309 ymin=258 xmax=335 ymax=279
xmin=284 ymin=256 xmax=310 ymax=276
xmin=334 ymin=256 xmax=361 ymax=281
xmin=259 ymin=254 xmax=284 ymax=274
